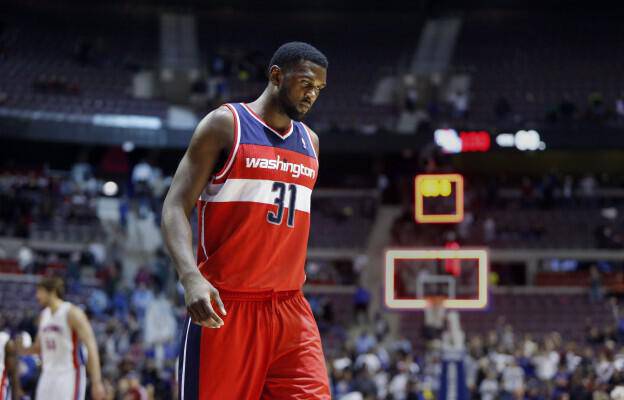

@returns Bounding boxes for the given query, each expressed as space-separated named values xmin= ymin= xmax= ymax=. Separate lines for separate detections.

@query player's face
xmin=36 ymin=287 xmax=51 ymax=306
xmin=278 ymin=60 xmax=327 ymax=121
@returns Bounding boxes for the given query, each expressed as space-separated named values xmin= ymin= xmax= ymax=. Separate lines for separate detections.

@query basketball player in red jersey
xmin=161 ymin=42 xmax=330 ymax=399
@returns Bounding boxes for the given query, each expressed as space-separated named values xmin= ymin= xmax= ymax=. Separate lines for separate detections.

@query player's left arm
xmin=5 ymin=340 xmax=24 ymax=400
xmin=68 ymin=306 xmax=105 ymax=400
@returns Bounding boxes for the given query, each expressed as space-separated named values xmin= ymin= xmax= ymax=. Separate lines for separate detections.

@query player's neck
xmin=247 ymin=90 xmax=291 ymax=133
xmin=48 ymin=298 xmax=63 ymax=312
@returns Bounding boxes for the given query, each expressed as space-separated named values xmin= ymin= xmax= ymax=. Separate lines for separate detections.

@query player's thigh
xmin=36 ymin=369 xmax=84 ymax=400
xmin=179 ymin=301 xmax=273 ymax=400
xmin=262 ymin=294 xmax=330 ymax=400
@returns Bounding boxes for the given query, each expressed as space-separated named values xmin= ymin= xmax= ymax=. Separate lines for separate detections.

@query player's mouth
xmin=299 ymin=102 xmax=311 ymax=111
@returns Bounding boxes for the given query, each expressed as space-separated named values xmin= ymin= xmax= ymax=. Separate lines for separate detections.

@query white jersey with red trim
xmin=38 ymin=302 xmax=82 ymax=372
xmin=0 ymin=331 xmax=10 ymax=400
xmin=37 ymin=302 xmax=86 ymax=400
xmin=196 ymin=102 xmax=319 ymax=291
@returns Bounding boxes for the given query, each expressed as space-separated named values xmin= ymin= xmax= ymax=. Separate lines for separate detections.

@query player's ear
xmin=268 ymin=65 xmax=282 ymax=87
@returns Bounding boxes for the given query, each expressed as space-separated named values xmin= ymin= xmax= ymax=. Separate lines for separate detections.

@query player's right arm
xmin=161 ymin=106 xmax=233 ymax=328
xmin=5 ymin=340 xmax=25 ymax=400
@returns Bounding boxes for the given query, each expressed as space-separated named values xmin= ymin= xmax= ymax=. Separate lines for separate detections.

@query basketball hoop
xmin=384 ymin=249 xmax=489 ymax=310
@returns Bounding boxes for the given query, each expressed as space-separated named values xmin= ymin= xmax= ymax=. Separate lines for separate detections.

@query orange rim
xmin=425 ymin=295 xmax=446 ymax=308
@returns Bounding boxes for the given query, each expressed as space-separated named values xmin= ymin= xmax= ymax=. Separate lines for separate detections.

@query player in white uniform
xmin=18 ymin=277 xmax=105 ymax=400
xmin=0 ymin=329 xmax=24 ymax=400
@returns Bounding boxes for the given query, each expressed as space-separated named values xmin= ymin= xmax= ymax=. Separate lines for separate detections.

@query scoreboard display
xmin=414 ymin=174 xmax=464 ymax=223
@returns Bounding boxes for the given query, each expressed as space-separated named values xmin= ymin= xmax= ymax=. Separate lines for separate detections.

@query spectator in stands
xmin=350 ymin=367 xmax=377 ymax=399
xmin=373 ymin=312 xmax=390 ymax=341
xmin=533 ymin=342 xmax=559 ymax=382
xmin=130 ymin=281 xmax=154 ymax=322
xmin=388 ymin=358 xmax=414 ymax=400
xmin=569 ymin=369 xmax=591 ymax=399
xmin=502 ymin=358 xmax=525 ymax=399
xmin=501 ymin=324 xmax=515 ymax=352
xmin=405 ymin=379 xmax=426 ymax=400
xmin=332 ymin=366 xmax=355 ymax=398
xmin=483 ymin=217 xmax=496 ymax=243
xmin=552 ymin=363 xmax=571 ymax=397
xmin=71 ymin=151 xmax=93 ymax=186
xmin=448 ymin=90 xmax=469 ymax=120
xmin=586 ymin=323 xmax=604 ymax=345
xmin=405 ymin=88 xmax=419 ymax=111
xmin=102 ymin=319 xmax=130 ymax=375
xmin=589 ymin=265 xmax=604 ymax=303
xmin=354 ymin=283 xmax=371 ymax=324
xmin=403 ymin=75 xmax=419 ymax=112
xmin=355 ymin=329 xmax=377 ymax=354
xmin=562 ymin=175 xmax=574 ymax=205
xmin=596 ymin=350 xmax=615 ymax=384
xmin=116 ymin=372 xmax=150 ymax=399
xmin=131 ymin=158 xmax=154 ymax=195
xmin=354 ymin=348 xmax=381 ymax=376
xmin=143 ymin=283 xmax=176 ymax=369
xmin=579 ymin=174 xmax=598 ymax=198
xmin=87 ymin=287 xmax=110 ymax=316
xmin=479 ymin=370 xmax=500 ymax=400
xmin=17 ymin=244 xmax=34 ymax=273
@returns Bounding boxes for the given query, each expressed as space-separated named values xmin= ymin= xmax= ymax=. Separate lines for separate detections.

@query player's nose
xmin=305 ymin=89 xmax=318 ymax=102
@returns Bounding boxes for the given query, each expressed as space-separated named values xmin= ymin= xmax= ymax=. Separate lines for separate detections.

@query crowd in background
xmin=0 ymin=157 xmax=179 ymax=398
xmin=5 ymin=284 xmax=624 ymax=399
xmin=324 ymin=305 xmax=624 ymax=400
xmin=396 ymin=71 xmax=624 ymax=136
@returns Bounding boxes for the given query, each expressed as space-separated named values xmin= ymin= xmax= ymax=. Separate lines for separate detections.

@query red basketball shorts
xmin=177 ymin=289 xmax=331 ymax=399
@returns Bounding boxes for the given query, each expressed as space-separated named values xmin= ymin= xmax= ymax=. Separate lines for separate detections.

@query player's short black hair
xmin=38 ymin=276 xmax=65 ymax=299
xmin=268 ymin=42 xmax=328 ymax=74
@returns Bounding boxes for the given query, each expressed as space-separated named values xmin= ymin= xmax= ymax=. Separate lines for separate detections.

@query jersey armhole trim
xmin=300 ymin=122 xmax=318 ymax=160
xmin=198 ymin=201 xmax=209 ymax=261
xmin=213 ymin=104 xmax=241 ymax=181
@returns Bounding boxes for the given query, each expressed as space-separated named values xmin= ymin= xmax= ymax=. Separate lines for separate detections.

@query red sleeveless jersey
xmin=196 ymin=103 xmax=318 ymax=291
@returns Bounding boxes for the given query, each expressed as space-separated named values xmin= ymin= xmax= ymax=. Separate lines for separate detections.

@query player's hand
xmin=91 ymin=380 xmax=106 ymax=400
xmin=181 ymin=271 xmax=227 ymax=328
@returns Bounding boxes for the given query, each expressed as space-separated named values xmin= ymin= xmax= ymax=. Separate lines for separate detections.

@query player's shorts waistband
xmin=217 ymin=288 xmax=302 ymax=302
